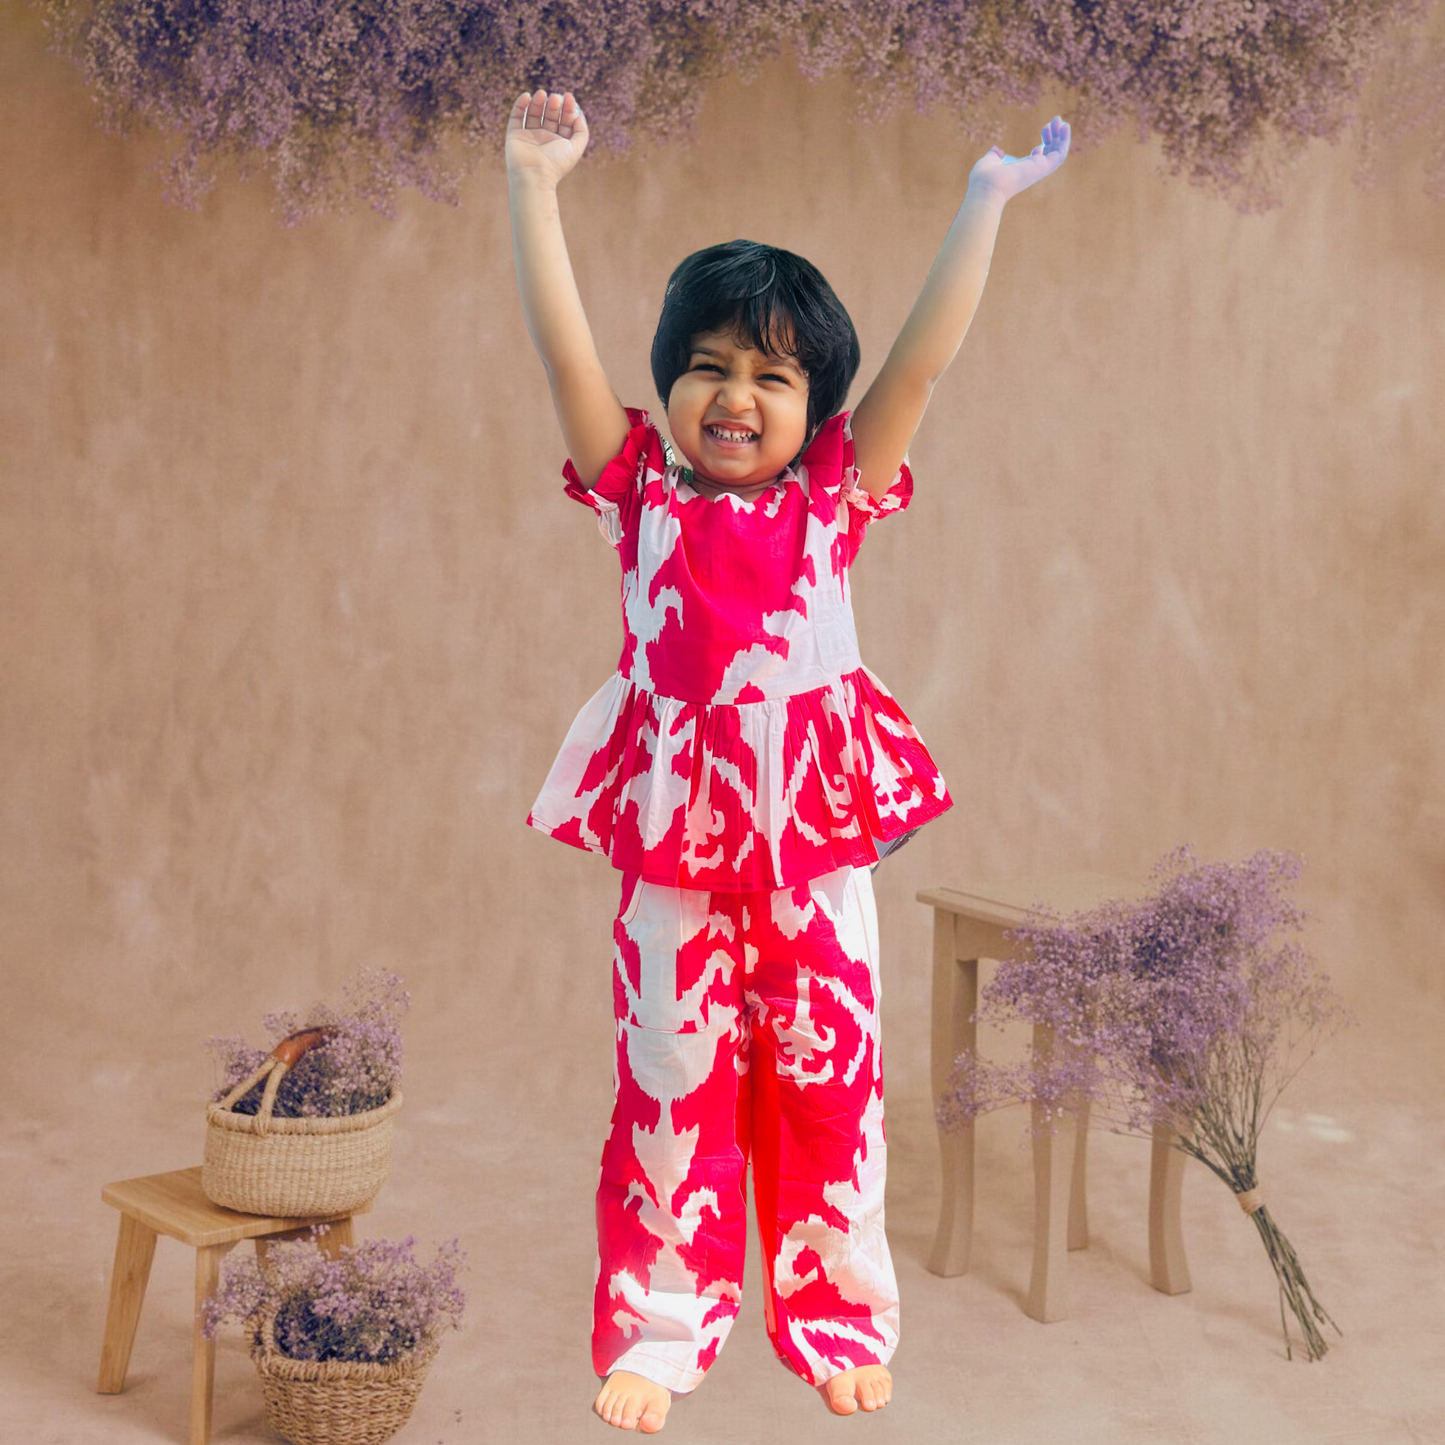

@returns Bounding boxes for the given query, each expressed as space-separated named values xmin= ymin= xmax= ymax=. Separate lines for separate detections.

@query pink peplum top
xmin=525 ymin=406 xmax=953 ymax=892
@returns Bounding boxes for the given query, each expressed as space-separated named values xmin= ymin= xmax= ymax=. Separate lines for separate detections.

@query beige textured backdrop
xmin=4 ymin=5 xmax=1444 ymax=1442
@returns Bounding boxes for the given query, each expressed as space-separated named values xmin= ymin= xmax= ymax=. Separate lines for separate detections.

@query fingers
xmin=509 ymin=88 xmax=585 ymax=136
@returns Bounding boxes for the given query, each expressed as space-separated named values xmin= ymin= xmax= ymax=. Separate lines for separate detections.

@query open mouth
xmin=704 ymin=424 xmax=758 ymax=448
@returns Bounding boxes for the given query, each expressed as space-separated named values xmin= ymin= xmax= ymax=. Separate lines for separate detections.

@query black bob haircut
xmin=650 ymin=240 xmax=861 ymax=461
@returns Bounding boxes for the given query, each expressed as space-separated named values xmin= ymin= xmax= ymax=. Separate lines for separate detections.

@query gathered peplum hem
xmin=525 ymin=664 xmax=953 ymax=893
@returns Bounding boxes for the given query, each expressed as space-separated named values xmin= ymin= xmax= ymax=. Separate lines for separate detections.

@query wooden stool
xmin=918 ymin=872 xmax=1193 ymax=1322
xmin=97 ymin=1166 xmax=371 ymax=1445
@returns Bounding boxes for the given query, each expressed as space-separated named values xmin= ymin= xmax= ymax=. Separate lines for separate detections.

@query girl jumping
xmin=507 ymin=86 xmax=1069 ymax=1433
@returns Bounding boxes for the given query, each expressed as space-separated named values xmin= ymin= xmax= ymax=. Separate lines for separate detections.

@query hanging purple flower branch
xmin=39 ymin=0 xmax=1441 ymax=226
xmin=937 ymin=844 xmax=1352 ymax=1360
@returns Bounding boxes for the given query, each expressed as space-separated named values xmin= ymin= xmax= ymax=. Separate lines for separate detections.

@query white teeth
xmin=708 ymin=425 xmax=755 ymax=443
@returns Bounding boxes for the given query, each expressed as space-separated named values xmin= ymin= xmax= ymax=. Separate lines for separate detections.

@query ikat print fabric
xmin=526 ymin=407 xmax=953 ymax=892
xmin=595 ymin=865 xmax=897 ymax=1390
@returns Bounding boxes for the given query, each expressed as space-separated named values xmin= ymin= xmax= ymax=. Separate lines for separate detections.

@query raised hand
xmin=967 ymin=116 xmax=1070 ymax=203
xmin=505 ymin=88 xmax=589 ymax=187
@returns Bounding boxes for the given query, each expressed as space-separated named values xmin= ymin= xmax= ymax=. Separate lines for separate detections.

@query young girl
xmin=507 ymin=86 xmax=1069 ymax=1433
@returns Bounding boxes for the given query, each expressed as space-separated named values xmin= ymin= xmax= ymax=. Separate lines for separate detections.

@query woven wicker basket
xmin=251 ymin=1314 xmax=439 ymax=1445
xmin=203 ymin=1029 xmax=402 ymax=1217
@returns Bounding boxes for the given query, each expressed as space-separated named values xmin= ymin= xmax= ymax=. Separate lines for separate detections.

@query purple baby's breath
xmin=204 ymin=1228 xmax=467 ymax=1365
xmin=938 ymin=844 xmax=1351 ymax=1360
xmin=209 ymin=968 xmax=409 ymax=1118
xmin=36 ymin=0 xmax=1444 ymax=225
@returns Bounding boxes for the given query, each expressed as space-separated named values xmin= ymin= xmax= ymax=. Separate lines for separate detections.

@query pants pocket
xmin=849 ymin=866 xmax=882 ymax=1011
xmin=618 ymin=871 xmax=646 ymax=927
xmin=628 ymin=882 xmax=711 ymax=1032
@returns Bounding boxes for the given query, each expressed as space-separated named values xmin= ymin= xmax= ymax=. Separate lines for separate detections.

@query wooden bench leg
xmin=928 ymin=911 xmax=977 ymax=1277
xmin=1024 ymin=1097 xmax=1077 ymax=1322
xmin=98 ymin=1213 xmax=157 ymax=1393
xmin=1024 ymin=1025 xmax=1080 ymax=1323
xmin=191 ymin=1241 xmax=234 ymax=1445
xmin=320 ymin=1217 xmax=354 ymax=1256
xmin=1067 ymin=1093 xmax=1090 ymax=1251
xmin=1148 ymin=1123 xmax=1191 ymax=1295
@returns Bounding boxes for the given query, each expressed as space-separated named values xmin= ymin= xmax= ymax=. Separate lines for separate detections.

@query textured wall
xmin=3 ymin=4 xmax=1443 ymax=1108
xmin=6 ymin=14 xmax=1445 ymax=1444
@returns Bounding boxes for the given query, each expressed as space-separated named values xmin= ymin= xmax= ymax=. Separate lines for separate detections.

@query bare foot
xmin=819 ymin=1363 xmax=892 ymax=1415
xmin=594 ymin=1371 xmax=672 ymax=1432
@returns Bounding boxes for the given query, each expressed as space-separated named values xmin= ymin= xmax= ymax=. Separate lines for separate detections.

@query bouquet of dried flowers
xmin=937 ymin=844 xmax=1350 ymax=1360
xmin=209 ymin=969 xmax=408 ymax=1118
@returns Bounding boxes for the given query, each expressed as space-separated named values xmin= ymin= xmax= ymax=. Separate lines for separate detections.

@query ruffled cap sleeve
xmin=800 ymin=410 xmax=914 ymax=568
xmin=562 ymin=406 xmax=661 ymax=549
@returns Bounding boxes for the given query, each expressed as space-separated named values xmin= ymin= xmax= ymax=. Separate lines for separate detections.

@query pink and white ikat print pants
xmin=595 ymin=864 xmax=898 ymax=1393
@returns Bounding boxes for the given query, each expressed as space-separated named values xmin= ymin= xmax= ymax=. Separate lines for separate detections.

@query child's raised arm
xmin=849 ymin=117 xmax=1071 ymax=502
xmin=506 ymin=88 xmax=632 ymax=490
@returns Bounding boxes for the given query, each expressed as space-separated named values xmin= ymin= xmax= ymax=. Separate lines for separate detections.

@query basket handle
xmin=270 ymin=1027 xmax=330 ymax=1067
xmin=215 ymin=1028 xmax=331 ymax=1134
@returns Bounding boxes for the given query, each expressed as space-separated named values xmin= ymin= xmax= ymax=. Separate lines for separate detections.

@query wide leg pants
xmin=593 ymin=863 xmax=898 ymax=1393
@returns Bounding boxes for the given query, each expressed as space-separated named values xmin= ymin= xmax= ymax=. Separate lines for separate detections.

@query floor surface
xmin=4 ymin=963 xmax=1443 ymax=1445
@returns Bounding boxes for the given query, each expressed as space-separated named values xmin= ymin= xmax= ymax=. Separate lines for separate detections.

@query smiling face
xmin=665 ymin=326 xmax=811 ymax=494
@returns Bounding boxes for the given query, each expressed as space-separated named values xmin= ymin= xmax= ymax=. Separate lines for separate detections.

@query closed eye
xmin=692 ymin=363 xmax=791 ymax=384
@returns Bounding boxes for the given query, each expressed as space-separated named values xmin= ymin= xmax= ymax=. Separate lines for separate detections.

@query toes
xmin=599 ymin=1393 xmax=635 ymax=1429
xmin=822 ymin=1369 xmax=890 ymax=1414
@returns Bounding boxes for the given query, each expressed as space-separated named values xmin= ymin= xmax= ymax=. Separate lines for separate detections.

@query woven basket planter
xmin=203 ymin=1029 xmax=402 ymax=1217
xmin=251 ymin=1314 xmax=440 ymax=1445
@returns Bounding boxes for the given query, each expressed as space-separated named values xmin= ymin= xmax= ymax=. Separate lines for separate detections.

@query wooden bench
xmin=97 ymin=1166 xmax=369 ymax=1445
xmin=919 ymin=872 xmax=1192 ymax=1321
